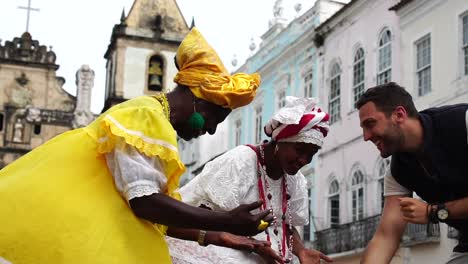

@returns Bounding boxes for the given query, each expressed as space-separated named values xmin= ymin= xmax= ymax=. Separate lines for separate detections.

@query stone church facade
xmin=0 ymin=32 xmax=94 ymax=168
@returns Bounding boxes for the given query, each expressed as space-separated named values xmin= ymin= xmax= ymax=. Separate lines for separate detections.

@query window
xmin=377 ymin=158 xmax=391 ymax=212
xmin=277 ymin=90 xmax=286 ymax=109
xmin=353 ymin=48 xmax=365 ymax=106
xmin=329 ymin=63 xmax=341 ymax=124
xmin=255 ymin=106 xmax=263 ymax=143
xmin=303 ymin=188 xmax=312 ymax=241
xmin=377 ymin=29 xmax=392 ymax=85
xmin=0 ymin=113 xmax=4 ymax=132
xmin=328 ymin=179 xmax=340 ymax=228
xmin=235 ymin=119 xmax=242 ymax=146
xmin=416 ymin=34 xmax=431 ymax=96
xmin=148 ymin=55 xmax=164 ymax=91
xmin=303 ymin=70 xmax=313 ymax=97
xmin=351 ymin=170 xmax=365 ymax=221
xmin=463 ymin=14 xmax=468 ymax=75
xmin=33 ymin=124 xmax=41 ymax=135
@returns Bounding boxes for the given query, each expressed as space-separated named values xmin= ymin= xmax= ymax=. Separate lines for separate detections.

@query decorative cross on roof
xmin=18 ymin=0 xmax=40 ymax=32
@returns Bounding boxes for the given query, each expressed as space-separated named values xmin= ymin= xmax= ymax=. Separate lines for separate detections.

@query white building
xmin=387 ymin=0 xmax=468 ymax=262
xmin=312 ymin=0 xmax=468 ymax=263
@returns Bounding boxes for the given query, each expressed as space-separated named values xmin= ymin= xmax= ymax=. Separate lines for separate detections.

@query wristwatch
xmin=435 ymin=203 xmax=449 ymax=222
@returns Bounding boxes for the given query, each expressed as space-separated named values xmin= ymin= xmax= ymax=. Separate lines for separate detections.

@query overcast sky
xmin=0 ymin=0 xmax=314 ymax=113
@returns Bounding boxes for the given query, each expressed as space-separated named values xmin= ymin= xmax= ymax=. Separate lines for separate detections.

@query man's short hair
xmin=356 ymin=82 xmax=418 ymax=118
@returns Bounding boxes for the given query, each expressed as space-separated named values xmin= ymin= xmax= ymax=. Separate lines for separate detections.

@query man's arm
xmin=361 ymin=195 xmax=407 ymax=264
xmin=444 ymin=197 xmax=468 ymax=220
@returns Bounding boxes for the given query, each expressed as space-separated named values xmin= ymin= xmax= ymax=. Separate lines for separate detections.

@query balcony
xmin=314 ymin=215 xmax=380 ymax=255
xmin=314 ymin=215 xmax=440 ymax=255
xmin=401 ymin=222 xmax=440 ymax=246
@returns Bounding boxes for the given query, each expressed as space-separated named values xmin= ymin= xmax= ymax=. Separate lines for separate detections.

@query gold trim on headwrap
xmin=174 ymin=28 xmax=260 ymax=109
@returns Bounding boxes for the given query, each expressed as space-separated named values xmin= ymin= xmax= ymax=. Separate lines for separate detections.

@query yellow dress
xmin=0 ymin=96 xmax=185 ymax=264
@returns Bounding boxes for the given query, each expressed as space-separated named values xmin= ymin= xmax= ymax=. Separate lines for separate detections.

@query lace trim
xmin=125 ymin=180 xmax=160 ymax=200
xmin=96 ymin=115 xmax=185 ymax=193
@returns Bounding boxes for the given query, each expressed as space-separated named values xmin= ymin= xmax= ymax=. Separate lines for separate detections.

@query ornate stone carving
xmin=26 ymin=107 xmax=41 ymax=123
xmin=0 ymin=32 xmax=58 ymax=68
xmin=73 ymin=65 xmax=95 ymax=128
xmin=273 ymin=0 xmax=284 ymax=18
xmin=6 ymin=73 xmax=33 ymax=107
xmin=73 ymin=110 xmax=94 ymax=128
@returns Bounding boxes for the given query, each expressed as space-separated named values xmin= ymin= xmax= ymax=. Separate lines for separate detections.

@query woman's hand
xmin=227 ymin=201 xmax=274 ymax=236
xmin=254 ymin=245 xmax=283 ymax=264
xmin=206 ymin=231 xmax=270 ymax=251
xmin=297 ymin=248 xmax=333 ymax=264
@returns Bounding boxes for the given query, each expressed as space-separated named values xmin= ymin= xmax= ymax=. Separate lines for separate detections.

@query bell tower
xmin=102 ymin=0 xmax=189 ymax=112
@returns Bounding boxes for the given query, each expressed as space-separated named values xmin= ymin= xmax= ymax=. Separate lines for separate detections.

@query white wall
xmin=316 ymin=0 xmax=401 ymax=230
xmin=123 ymin=47 xmax=178 ymax=98
xmin=398 ymin=0 xmax=468 ymax=110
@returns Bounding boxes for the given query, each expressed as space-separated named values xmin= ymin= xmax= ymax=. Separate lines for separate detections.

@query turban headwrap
xmin=174 ymin=28 xmax=260 ymax=109
xmin=264 ymin=96 xmax=330 ymax=147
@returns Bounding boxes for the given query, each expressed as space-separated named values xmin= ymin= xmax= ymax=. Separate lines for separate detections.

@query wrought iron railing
xmin=314 ymin=215 xmax=380 ymax=255
xmin=314 ymin=215 xmax=440 ymax=255
xmin=401 ymin=222 xmax=440 ymax=246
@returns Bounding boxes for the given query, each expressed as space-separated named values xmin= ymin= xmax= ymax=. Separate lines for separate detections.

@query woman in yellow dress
xmin=0 ymin=28 xmax=273 ymax=264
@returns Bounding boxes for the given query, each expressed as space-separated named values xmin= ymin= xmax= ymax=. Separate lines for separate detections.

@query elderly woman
xmin=167 ymin=96 xmax=334 ymax=264
xmin=0 ymin=28 xmax=273 ymax=264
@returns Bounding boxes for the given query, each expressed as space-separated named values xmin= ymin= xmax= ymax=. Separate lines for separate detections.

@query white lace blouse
xmin=105 ymin=139 xmax=167 ymax=201
xmin=167 ymin=145 xmax=309 ymax=264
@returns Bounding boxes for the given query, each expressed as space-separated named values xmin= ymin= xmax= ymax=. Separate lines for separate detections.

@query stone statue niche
xmin=12 ymin=118 xmax=24 ymax=143
xmin=148 ymin=55 xmax=164 ymax=92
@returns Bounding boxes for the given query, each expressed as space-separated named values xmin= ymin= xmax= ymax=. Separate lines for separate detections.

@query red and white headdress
xmin=264 ymin=96 xmax=330 ymax=147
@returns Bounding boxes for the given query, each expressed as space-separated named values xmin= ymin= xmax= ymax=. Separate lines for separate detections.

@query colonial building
xmin=0 ymin=32 xmax=95 ymax=168
xmin=387 ymin=0 xmax=468 ymax=261
xmin=313 ymin=0 xmax=467 ymax=263
xmin=225 ymin=0 xmax=349 ymax=242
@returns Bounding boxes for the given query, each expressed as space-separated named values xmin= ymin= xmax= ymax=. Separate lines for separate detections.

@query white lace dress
xmin=166 ymin=145 xmax=309 ymax=264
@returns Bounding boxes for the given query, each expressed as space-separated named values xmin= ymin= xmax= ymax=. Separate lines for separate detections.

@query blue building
xmin=228 ymin=0 xmax=348 ymax=242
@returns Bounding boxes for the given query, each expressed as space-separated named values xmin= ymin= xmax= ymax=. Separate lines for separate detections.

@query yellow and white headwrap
xmin=174 ymin=28 xmax=260 ymax=109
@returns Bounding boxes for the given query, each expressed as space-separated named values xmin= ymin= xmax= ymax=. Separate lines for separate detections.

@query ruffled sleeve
xmin=86 ymin=96 xmax=185 ymax=198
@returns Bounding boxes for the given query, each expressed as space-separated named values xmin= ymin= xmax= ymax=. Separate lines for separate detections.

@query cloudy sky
xmin=0 ymin=0 xmax=314 ymax=113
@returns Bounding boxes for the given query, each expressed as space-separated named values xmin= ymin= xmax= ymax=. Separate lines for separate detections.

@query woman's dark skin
xmin=251 ymin=141 xmax=333 ymax=263
xmin=260 ymin=141 xmax=319 ymax=180
xmin=129 ymin=84 xmax=274 ymax=238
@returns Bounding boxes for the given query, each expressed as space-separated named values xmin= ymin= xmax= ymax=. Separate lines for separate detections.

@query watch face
xmin=438 ymin=209 xmax=449 ymax=220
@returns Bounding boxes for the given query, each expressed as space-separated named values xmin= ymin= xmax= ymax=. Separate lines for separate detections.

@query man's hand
xmin=298 ymin=248 xmax=333 ymax=264
xmin=398 ymin=197 xmax=428 ymax=224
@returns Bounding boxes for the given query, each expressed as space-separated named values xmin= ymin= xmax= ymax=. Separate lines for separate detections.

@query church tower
xmin=102 ymin=0 xmax=189 ymax=111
